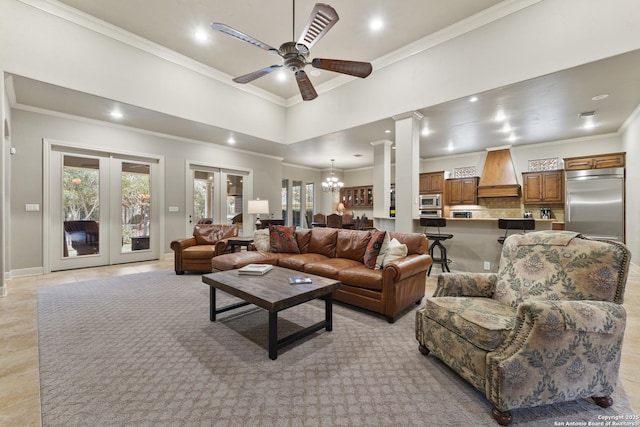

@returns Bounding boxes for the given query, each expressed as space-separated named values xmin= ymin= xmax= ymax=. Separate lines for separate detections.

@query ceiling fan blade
xmin=211 ymin=23 xmax=277 ymax=52
xmin=295 ymin=70 xmax=318 ymax=101
xmin=233 ymin=65 xmax=282 ymax=84
xmin=296 ymin=4 xmax=339 ymax=50
xmin=311 ymin=58 xmax=373 ymax=78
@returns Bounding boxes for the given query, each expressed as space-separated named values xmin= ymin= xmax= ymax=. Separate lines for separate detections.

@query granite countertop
xmin=445 ymin=217 xmax=562 ymax=223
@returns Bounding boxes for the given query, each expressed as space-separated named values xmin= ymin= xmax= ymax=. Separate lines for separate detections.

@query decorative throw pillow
xmin=269 ymin=225 xmax=300 ymax=254
xmin=381 ymin=238 xmax=408 ymax=267
xmin=363 ymin=229 xmax=386 ymax=269
xmin=253 ymin=229 xmax=270 ymax=252
xmin=375 ymin=232 xmax=391 ymax=269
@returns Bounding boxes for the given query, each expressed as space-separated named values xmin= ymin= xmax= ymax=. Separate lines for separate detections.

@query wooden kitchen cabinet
xmin=522 ymin=170 xmax=564 ymax=204
xmin=340 ymin=185 xmax=373 ymax=208
xmin=445 ymin=177 xmax=478 ymax=205
xmin=419 ymin=171 xmax=444 ymax=194
xmin=564 ymin=152 xmax=625 ymax=171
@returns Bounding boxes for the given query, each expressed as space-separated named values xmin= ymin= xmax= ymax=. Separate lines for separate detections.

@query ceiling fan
xmin=211 ymin=3 xmax=373 ymax=101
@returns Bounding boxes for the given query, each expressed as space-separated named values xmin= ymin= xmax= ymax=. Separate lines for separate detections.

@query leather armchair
xmin=415 ymin=231 xmax=631 ymax=425
xmin=170 ymin=224 xmax=239 ymax=274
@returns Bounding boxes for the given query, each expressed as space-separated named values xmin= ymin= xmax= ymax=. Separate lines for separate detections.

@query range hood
xmin=477 ymin=148 xmax=521 ymax=197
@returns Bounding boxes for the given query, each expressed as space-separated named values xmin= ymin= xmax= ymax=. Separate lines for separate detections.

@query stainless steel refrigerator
xmin=565 ymin=167 xmax=624 ymax=242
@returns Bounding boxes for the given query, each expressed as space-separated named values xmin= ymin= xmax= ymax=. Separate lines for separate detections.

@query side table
xmin=227 ymin=237 xmax=254 ymax=252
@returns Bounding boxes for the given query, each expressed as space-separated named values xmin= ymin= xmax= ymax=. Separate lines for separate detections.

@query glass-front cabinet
xmin=340 ymin=185 xmax=374 ymax=208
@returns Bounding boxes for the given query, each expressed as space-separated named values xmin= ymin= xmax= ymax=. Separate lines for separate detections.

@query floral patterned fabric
xmin=416 ymin=230 xmax=631 ymax=417
xmin=268 ymin=225 xmax=300 ymax=254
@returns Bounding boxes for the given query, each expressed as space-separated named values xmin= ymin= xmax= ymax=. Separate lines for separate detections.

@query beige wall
xmin=10 ymin=109 xmax=283 ymax=273
xmin=622 ymin=107 xmax=640 ymax=259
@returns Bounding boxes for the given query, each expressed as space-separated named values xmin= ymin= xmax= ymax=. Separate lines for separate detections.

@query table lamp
xmin=247 ymin=199 xmax=270 ymax=229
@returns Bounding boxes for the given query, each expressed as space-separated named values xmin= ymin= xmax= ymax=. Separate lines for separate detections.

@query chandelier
xmin=322 ymin=159 xmax=344 ymax=192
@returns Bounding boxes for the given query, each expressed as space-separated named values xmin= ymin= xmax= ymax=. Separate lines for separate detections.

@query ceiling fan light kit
xmin=211 ymin=3 xmax=372 ymax=101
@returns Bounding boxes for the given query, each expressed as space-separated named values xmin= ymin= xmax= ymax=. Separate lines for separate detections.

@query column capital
xmin=370 ymin=139 xmax=394 ymax=147
xmin=392 ymin=111 xmax=424 ymax=122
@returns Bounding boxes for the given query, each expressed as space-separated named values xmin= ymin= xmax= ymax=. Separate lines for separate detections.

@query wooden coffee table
xmin=202 ymin=266 xmax=341 ymax=360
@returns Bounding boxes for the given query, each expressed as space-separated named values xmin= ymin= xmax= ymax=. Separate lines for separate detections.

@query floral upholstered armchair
xmin=415 ymin=230 xmax=631 ymax=425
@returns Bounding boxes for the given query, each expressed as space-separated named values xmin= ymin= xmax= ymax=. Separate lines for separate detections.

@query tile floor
xmin=1 ymin=259 xmax=638 ymax=425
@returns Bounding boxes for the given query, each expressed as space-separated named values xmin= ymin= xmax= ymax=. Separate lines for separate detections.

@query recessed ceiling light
xmin=508 ymin=133 xmax=517 ymax=142
xmin=469 ymin=96 xmax=478 ymax=103
xmin=592 ymin=94 xmax=609 ymax=101
xmin=276 ymin=71 xmax=287 ymax=82
xmin=494 ymin=110 xmax=507 ymax=122
xmin=501 ymin=123 xmax=512 ymax=133
xmin=227 ymin=137 xmax=236 ymax=144
xmin=421 ymin=127 xmax=431 ymax=136
xmin=369 ymin=18 xmax=384 ymax=31
xmin=193 ymin=29 xmax=209 ymax=42
xmin=310 ymin=69 xmax=321 ymax=77
xmin=110 ymin=110 xmax=123 ymax=119
xmin=447 ymin=140 xmax=454 ymax=151
xmin=583 ymin=118 xmax=595 ymax=130
xmin=384 ymin=129 xmax=391 ymax=134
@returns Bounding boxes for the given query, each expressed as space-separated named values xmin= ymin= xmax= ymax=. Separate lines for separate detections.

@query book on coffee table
xmin=288 ymin=276 xmax=313 ymax=285
xmin=238 ymin=264 xmax=273 ymax=275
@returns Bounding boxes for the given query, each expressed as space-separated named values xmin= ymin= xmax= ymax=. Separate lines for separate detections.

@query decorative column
xmin=371 ymin=140 xmax=393 ymax=220
xmin=392 ymin=111 xmax=423 ymax=233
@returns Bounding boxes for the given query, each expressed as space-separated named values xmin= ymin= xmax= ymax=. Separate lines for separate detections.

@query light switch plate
xmin=168 ymin=206 xmax=179 ymax=212
xmin=25 ymin=203 xmax=40 ymax=212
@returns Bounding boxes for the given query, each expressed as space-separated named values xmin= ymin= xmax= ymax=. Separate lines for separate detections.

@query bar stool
xmin=497 ymin=218 xmax=535 ymax=244
xmin=420 ymin=217 xmax=453 ymax=276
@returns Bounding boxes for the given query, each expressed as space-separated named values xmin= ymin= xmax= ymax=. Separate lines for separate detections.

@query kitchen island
xmin=417 ymin=217 xmax=560 ymax=272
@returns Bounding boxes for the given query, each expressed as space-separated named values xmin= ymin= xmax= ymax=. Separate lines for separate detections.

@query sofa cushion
xmin=363 ymin=229 xmax=386 ymax=269
xmin=425 ymin=297 xmax=517 ymax=351
xmin=278 ymin=253 xmax=330 ymax=271
xmin=253 ymin=229 xmax=270 ymax=252
xmin=182 ymin=245 xmax=217 ymax=259
xmin=304 ymin=258 xmax=363 ymax=280
xmin=211 ymin=251 xmax=284 ymax=271
xmin=295 ymin=228 xmax=312 ymax=254
xmin=381 ymin=238 xmax=408 ymax=267
xmin=338 ymin=265 xmax=383 ymax=291
xmin=388 ymin=231 xmax=428 ymax=255
xmin=336 ymin=229 xmax=371 ymax=262
xmin=308 ymin=227 xmax=338 ymax=258
xmin=375 ymin=232 xmax=391 ymax=270
xmin=193 ymin=224 xmax=238 ymax=245
xmin=269 ymin=225 xmax=300 ymax=253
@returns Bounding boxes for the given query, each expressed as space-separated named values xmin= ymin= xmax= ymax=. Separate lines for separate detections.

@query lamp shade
xmin=247 ymin=199 xmax=270 ymax=215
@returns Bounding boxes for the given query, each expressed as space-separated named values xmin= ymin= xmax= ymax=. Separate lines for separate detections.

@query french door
xmin=47 ymin=143 xmax=162 ymax=271
xmin=186 ymin=162 xmax=250 ymax=236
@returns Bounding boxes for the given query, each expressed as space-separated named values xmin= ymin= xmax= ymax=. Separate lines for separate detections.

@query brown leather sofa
xmin=211 ymin=227 xmax=432 ymax=322
xmin=170 ymin=224 xmax=239 ymax=274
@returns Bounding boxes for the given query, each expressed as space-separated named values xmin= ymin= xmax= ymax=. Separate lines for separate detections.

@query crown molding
xmin=18 ymin=0 xmax=541 ymax=109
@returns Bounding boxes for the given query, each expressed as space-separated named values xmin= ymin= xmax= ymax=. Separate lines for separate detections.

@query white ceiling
xmin=7 ymin=1 xmax=640 ymax=170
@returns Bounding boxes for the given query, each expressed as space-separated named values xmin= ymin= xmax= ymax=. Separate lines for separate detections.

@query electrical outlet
xmin=483 ymin=261 xmax=491 ymax=271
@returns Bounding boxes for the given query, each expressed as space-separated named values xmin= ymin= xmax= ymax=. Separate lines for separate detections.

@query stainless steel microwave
xmin=419 ymin=194 xmax=442 ymax=209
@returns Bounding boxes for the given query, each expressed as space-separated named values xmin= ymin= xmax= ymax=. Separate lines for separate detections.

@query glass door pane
xmin=63 ymin=155 xmax=101 ymax=258
xmin=121 ymin=162 xmax=150 ymax=253
xmin=193 ymin=170 xmax=215 ymax=224
xmin=292 ymin=180 xmax=302 ymax=228
xmin=226 ymin=174 xmax=243 ymax=224
xmin=305 ymin=183 xmax=314 ymax=229
xmin=281 ymin=179 xmax=289 ymax=225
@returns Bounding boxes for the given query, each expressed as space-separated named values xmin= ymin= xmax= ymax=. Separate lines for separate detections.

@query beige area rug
xmin=37 ymin=270 xmax=635 ymax=426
